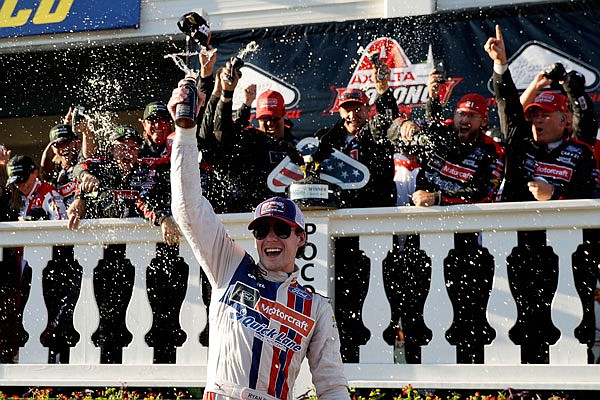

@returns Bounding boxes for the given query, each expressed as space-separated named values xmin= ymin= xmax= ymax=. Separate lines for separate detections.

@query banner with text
xmin=0 ymin=0 xmax=141 ymax=37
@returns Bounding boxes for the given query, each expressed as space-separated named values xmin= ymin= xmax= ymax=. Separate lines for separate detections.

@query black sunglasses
xmin=252 ymin=220 xmax=293 ymax=240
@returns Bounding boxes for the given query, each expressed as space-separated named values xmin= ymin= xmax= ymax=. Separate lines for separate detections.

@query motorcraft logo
xmin=256 ymin=297 xmax=315 ymax=337
xmin=439 ymin=161 xmax=476 ymax=183
xmin=325 ymin=37 xmax=462 ymax=116
xmin=486 ymin=41 xmax=600 ymax=93
xmin=534 ymin=162 xmax=573 ymax=182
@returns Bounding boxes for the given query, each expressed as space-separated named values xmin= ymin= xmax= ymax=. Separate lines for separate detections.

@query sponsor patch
xmin=230 ymin=282 xmax=260 ymax=308
xmin=439 ymin=161 xmax=476 ymax=182
xmin=255 ymin=297 xmax=315 ymax=337
xmin=534 ymin=162 xmax=573 ymax=182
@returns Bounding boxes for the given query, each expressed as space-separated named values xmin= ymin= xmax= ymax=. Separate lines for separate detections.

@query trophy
xmin=286 ymin=154 xmax=342 ymax=210
xmin=269 ymin=137 xmax=370 ymax=210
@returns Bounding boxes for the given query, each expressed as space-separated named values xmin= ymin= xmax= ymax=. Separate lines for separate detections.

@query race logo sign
xmin=230 ymin=62 xmax=301 ymax=116
xmin=325 ymin=37 xmax=462 ymax=117
xmin=267 ymin=137 xmax=370 ymax=193
xmin=486 ymin=41 xmax=600 ymax=93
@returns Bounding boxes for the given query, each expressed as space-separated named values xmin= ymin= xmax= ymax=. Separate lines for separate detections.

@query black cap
xmin=109 ymin=125 xmax=142 ymax=144
xmin=49 ymin=124 xmax=77 ymax=145
xmin=143 ymin=101 xmax=171 ymax=121
xmin=7 ymin=155 xmax=37 ymax=185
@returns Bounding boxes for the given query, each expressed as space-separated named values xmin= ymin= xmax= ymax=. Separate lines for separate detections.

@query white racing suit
xmin=170 ymin=127 xmax=350 ymax=400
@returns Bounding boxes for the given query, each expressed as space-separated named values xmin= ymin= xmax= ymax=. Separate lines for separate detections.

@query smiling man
xmin=485 ymin=24 xmax=597 ymax=202
xmin=485 ymin=24 xmax=599 ymax=365
xmin=168 ymin=79 xmax=350 ymax=400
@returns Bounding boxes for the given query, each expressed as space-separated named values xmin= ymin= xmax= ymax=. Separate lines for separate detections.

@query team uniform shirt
xmin=75 ymin=158 xmax=171 ymax=224
xmin=493 ymin=69 xmax=599 ymax=201
xmin=317 ymin=89 xmax=398 ymax=208
xmin=414 ymin=129 xmax=505 ymax=205
xmin=138 ymin=132 xmax=175 ymax=168
xmin=171 ymin=127 xmax=350 ymax=400
xmin=18 ymin=179 xmax=66 ymax=221
xmin=51 ymin=165 xmax=78 ymax=206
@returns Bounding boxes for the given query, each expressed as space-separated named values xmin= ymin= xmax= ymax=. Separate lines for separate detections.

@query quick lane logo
xmin=235 ymin=313 xmax=303 ymax=352
xmin=0 ymin=0 xmax=74 ymax=27
xmin=534 ymin=162 xmax=573 ymax=182
xmin=255 ymin=298 xmax=315 ymax=337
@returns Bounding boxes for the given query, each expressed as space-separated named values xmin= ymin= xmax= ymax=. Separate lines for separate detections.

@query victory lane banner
xmin=209 ymin=0 xmax=600 ymax=137
xmin=1 ymin=0 xmax=599 ymax=136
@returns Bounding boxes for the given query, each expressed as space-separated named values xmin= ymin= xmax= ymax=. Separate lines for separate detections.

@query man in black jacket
xmin=213 ymin=61 xmax=300 ymax=212
xmin=485 ymin=24 xmax=599 ymax=363
xmin=314 ymin=62 xmax=398 ymax=362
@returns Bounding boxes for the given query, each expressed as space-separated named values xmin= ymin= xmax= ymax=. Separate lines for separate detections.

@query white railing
xmin=0 ymin=199 xmax=599 ymax=393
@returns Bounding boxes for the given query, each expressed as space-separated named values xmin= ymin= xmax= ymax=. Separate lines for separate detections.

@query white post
xmin=420 ymin=232 xmax=455 ymax=363
xmin=123 ymin=242 xmax=154 ymax=364
xmin=483 ymin=231 xmax=520 ymax=363
xmin=177 ymin=243 xmax=209 ymax=364
xmin=547 ymin=228 xmax=588 ymax=364
xmin=20 ymin=245 xmax=53 ymax=363
xmin=71 ymin=244 xmax=104 ymax=364
xmin=359 ymin=234 xmax=394 ymax=363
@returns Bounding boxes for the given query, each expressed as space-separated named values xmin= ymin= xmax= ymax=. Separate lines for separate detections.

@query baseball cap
xmin=456 ymin=93 xmax=488 ymax=117
xmin=109 ymin=125 xmax=143 ymax=144
xmin=49 ymin=124 xmax=77 ymax=146
xmin=256 ymin=90 xmax=285 ymax=120
xmin=143 ymin=101 xmax=171 ymax=121
xmin=7 ymin=155 xmax=36 ymax=185
xmin=524 ymin=91 xmax=568 ymax=115
xmin=248 ymin=197 xmax=305 ymax=231
xmin=337 ymin=88 xmax=369 ymax=108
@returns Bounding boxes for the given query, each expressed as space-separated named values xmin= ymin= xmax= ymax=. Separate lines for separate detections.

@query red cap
xmin=256 ymin=90 xmax=285 ymax=119
xmin=524 ymin=91 xmax=568 ymax=115
xmin=456 ymin=93 xmax=488 ymax=117
xmin=337 ymin=88 xmax=369 ymax=108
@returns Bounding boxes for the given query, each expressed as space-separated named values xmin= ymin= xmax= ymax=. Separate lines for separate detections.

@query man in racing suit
xmin=485 ymin=24 xmax=599 ymax=363
xmin=169 ymin=76 xmax=350 ymax=400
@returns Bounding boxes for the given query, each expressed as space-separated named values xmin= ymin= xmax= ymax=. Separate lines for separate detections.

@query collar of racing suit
xmin=256 ymin=262 xmax=299 ymax=283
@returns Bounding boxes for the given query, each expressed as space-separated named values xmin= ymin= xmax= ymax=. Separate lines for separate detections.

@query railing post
xmin=20 ymin=245 xmax=53 ymax=363
xmin=547 ymin=228 xmax=587 ymax=364
xmin=483 ymin=231 xmax=520 ymax=363
xmin=359 ymin=234 xmax=394 ymax=363
xmin=420 ymin=232 xmax=454 ymax=363
xmin=177 ymin=243 xmax=209 ymax=364
xmin=71 ymin=244 xmax=103 ymax=364
xmin=123 ymin=242 xmax=154 ymax=364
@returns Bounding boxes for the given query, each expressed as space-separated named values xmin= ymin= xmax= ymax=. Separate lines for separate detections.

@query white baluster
xmin=359 ymin=234 xmax=394 ymax=363
xmin=483 ymin=231 xmax=520 ymax=364
xmin=547 ymin=229 xmax=587 ymax=364
xmin=122 ymin=242 xmax=154 ymax=363
xmin=20 ymin=245 xmax=53 ymax=363
xmin=420 ymin=232 xmax=455 ymax=363
xmin=71 ymin=244 xmax=103 ymax=364
xmin=177 ymin=242 xmax=208 ymax=364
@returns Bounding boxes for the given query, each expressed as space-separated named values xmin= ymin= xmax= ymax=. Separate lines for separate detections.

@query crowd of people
xmin=0 ymin=23 xmax=599 ymax=373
